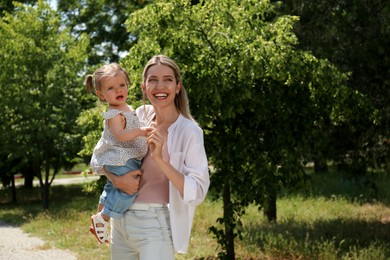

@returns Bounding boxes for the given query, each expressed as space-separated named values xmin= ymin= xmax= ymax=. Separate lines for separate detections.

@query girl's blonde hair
xmin=85 ymin=63 xmax=131 ymax=101
xmin=142 ymin=55 xmax=194 ymax=121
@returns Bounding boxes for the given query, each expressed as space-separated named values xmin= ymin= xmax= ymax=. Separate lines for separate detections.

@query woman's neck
xmin=154 ymin=106 xmax=180 ymax=127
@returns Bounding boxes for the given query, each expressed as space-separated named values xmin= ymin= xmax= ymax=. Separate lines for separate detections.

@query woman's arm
xmin=154 ymin=155 xmax=185 ymax=196
xmin=166 ymin=123 xmax=210 ymax=205
xmin=102 ymin=167 xmax=143 ymax=195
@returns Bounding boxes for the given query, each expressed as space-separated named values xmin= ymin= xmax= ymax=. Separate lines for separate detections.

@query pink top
xmin=134 ymin=142 xmax=169 ymax=204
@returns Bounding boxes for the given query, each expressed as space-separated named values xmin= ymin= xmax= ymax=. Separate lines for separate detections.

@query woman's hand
xmin=146 ymin=127 xmax=164 ymax=163
xmin=146 ymin=126 xmax=185 ymax=196
xmin=103 ymin=168 xmax=142 ymax=195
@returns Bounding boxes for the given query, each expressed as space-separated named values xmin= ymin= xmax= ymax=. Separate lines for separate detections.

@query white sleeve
xmin=181 ymin=128 xmax=210 ymax=205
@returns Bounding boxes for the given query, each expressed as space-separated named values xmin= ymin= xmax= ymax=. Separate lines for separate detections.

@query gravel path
xmin=1 ymin=175 xmax=99 ymax=259
xmin=0 ymin=221 xmax=77 ymax=260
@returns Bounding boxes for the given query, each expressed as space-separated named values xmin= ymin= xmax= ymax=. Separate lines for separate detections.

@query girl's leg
xmin=97 ymin=203 xmax=104 ymax=212
xmin=103 ymin=160 xmax=140 ymax=218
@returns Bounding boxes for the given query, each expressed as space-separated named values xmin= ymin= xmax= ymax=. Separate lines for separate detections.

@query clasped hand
xmin=146 ymin=126 xmax=164 ymax=162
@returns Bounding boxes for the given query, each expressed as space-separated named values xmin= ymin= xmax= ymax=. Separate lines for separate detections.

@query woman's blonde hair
xmin=142 ymin=55 xmax=194 ymax=121
xmin=85 ymin=63 xmax=131 ymax=101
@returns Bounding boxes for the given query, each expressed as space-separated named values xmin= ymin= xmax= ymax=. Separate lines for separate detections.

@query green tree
xmin=56 ymin=0 xmax=149 ymax=65
xmin=122 ymin=0 xmax=351 ymax=257
xmin=279 ymin=0 xmax=389 ymax=179
xmin=0 ymin=0 xmax=37 ymax=15
xmin=0 ymin=0 xmax=89 ymax=209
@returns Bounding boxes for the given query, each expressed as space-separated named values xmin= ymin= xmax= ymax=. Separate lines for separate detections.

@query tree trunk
xmin=223 ymin=180 xmax=235 ymax=260
xmin=314 ymin=157 xmax=328 ymax=173
xmin=11 ymin=174 xmax=17 ymax=203
xmin=263 ymin=192 xmax=277 ymax=223
xmin=41 ymin=183 xmax=50 ymax=210
xmin=22 ymin=165 xmax=34 ymax=189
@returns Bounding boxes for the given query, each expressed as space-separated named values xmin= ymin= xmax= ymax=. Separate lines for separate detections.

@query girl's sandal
xmin=89 ymin=213 xmax=109 ymax=243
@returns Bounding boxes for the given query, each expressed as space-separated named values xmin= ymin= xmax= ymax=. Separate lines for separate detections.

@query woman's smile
xmin=153 ymin=93 xmax=168 ymax=100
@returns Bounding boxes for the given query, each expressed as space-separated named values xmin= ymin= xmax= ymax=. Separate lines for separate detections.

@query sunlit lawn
xmin=1 ymin=168 xmax=389 ymax=259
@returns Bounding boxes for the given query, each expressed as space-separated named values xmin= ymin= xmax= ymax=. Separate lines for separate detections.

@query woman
xmin=103 ymin=55 xmax=210 ymax=259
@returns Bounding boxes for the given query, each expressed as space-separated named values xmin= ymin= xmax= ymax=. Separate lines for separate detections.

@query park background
xmin=0 ymin=0 xmax=389 ymax=259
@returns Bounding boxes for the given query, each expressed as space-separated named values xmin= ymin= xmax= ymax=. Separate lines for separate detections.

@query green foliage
xmin=279 ymin=0 xmax=389 ymax=175
xmin=123 ymin=0 xmax=350 ymax=257
xmin=56 ymin=0 xmax=150 ymax=65
xmin=76 ymin=103 xmax=107 ymax=159
xmin=0 ymin=0 xmax=89 ymax=208
xmin=0 ymin=0 xmax=37 ymax=15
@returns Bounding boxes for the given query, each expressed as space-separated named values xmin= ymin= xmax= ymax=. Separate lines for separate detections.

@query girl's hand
xmin=140 ymin=126 xmax=154 ymax=137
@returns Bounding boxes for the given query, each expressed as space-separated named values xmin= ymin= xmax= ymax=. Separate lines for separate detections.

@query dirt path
xmin=15 ymin=174 xmax=99 ymax=187
xmin=0 ymin=221 xmax=77 ymax=260
xmin=1 ymin=175 xmax=99 ymax=259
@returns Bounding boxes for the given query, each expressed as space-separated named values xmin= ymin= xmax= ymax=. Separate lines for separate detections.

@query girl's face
xmin=97 ymin=71 xmax=128 ymax=107
xmin=142 ymin=64 xmax=181 ymax=108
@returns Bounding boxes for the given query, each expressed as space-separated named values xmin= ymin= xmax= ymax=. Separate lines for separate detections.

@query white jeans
xmin=110 ymin=204 xmax=174 ymax=260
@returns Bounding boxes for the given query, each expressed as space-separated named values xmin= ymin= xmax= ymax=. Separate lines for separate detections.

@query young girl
xmin=85 ymin=63 xmax=151 ymax=243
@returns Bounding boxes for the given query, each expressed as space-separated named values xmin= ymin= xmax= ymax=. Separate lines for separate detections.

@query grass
xmin=1 ymin=169 xmax=390 ymax=259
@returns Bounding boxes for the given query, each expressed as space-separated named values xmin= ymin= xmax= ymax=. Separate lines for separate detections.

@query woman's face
xmin=143 ymin=64 xmax=181 ymax=107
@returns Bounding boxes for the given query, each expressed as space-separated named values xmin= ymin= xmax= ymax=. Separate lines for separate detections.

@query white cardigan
xmin=136 ymin=105 xmax=210 ymax=253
